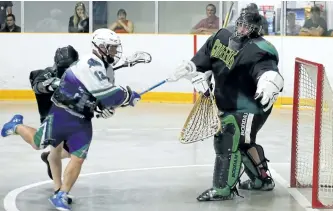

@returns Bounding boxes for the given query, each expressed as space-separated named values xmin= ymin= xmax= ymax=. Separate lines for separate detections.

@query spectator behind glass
xmin=299 ymin=6 xmax=327 ymax=36
xmin=1 ymin=14 xmax=20 ymax=32
xmin=191 ymin=4 xmax=219 ymax=35
xmin=109 ymin=9 xmax=134 ymax=33
xmin=0 ymin=1 xmax=12 ymax=29
xmin=68 ymin=2 xmax=89 ymax=33
xmin=286 ymin=12 xmax=301 ymax=35
xmin=34 ymin=9 xmax=65 ymax=32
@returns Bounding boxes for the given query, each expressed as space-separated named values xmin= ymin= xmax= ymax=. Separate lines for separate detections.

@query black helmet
xmin=233 ymin=6 xmax=263 ymax=39
xmin=54 ymin=45 xmax=79 ymax=68
xmin=247 ymin=3 xmax=259 ymax=11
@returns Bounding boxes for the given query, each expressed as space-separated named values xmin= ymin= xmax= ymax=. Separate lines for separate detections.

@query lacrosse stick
xmin=179 ymin=92 xmax=221 ymax=144
xmin=95 ymin=60 xmax=197 ymax=118
xmin=113 ymin=51 xmax=152 ymax=71
xmin=138 ymin=60 xmax=197 ymax=95
xmin=179 ymin=71 xmax=221 ymax=144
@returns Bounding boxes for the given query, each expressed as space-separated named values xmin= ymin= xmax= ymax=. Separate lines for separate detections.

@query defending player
xmin=1 ymin=28 xmax=141 ymax=211
xmin=29 ymin=45 xmax=79 ymax=180
xmin=180 ymin=7 xmax=284 ymax=201
xmin=28 ymin=45 xmax=80 ymax=205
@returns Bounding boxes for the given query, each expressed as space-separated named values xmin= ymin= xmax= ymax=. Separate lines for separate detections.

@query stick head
xmin=179 ymin=94 xmax=221 ymax=144
xmin=168 ymin=60 xmax=198 ymax=82
xmin=125 ymin=51 xmax=152 ymax=65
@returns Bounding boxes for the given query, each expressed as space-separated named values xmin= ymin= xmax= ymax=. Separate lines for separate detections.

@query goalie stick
xmin=178 ymin=2 xmax=235 ymax=143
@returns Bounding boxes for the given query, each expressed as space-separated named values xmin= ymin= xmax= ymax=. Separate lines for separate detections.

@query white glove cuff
xmin=191 ymin=73 xmax=210 ymax=93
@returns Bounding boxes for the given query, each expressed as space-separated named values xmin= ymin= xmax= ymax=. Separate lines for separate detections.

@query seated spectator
xmin=191 ymin=4 xmax=219 ymax=35
xmin=286 ymin=12 xmax=301 ymax=35
xmin=299 ymin=6 xmax=327 ymax=36
xmin=1 ymin=14 xmax=20 ymax=32
xmin=68 ymin=2 xmax=89 ymax=33
xmin=0 ymin=1 xmax=12 ymax=30
xmin=109 ymin=9 xmax=134 ymax=33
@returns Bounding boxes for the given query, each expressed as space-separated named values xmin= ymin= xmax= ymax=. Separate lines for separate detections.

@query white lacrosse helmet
xmin=91 ymin=28 xmax=123 ymax=66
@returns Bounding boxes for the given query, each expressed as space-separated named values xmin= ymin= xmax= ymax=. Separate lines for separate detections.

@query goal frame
xmin=290 ymin=57 xmax=328 ymax=209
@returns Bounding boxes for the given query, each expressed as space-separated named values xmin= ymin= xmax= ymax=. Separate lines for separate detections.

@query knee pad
xmin=240 ymin=144 xmax=270 ymax=180
xmin=213 ymin=119 xmax=242 ymax=190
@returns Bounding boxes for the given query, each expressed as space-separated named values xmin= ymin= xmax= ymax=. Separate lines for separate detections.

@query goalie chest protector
xmin=194 ymin=28 xmax=280 ymax=114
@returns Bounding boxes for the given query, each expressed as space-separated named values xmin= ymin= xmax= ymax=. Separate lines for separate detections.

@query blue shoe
xmin=49 ymin=191 xmax=71 ymax=211
xmin=1 ymin=115 xmax=23 ymax=137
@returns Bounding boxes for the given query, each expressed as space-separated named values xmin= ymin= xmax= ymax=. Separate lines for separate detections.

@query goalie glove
xmin=254 ymin=71 xmax=284 ymax=112
xmin=168 ymin=60 xmax=198 ymax=82
xmin=191 ymin=70 xmax=213 ymax=96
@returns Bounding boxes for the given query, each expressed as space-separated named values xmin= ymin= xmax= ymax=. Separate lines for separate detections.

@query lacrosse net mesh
xmin=179 ymin=94 xmax=221 ymax=144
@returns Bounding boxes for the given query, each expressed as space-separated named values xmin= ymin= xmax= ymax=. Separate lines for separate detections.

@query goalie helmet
xmin=91 ymin=28 xmax=123 ymax=67
xmin=228 ymin=6 xmax=263 ymax=51
xmin=233 ymin=7 xmax=263 ymax=40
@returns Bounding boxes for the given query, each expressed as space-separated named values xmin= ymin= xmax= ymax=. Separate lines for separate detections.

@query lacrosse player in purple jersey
xmin=1 ymin=28 xmax=143 ymax=211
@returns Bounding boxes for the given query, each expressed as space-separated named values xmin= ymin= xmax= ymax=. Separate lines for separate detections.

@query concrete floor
xmin=0 ymin=102 xmax=332 ymax=211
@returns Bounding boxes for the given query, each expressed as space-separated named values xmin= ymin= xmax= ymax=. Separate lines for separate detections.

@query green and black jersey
xmin=191 ymin=28 xmax=280 ymax=114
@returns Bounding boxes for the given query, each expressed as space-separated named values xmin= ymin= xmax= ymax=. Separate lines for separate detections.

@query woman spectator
xmin=109 ymin=9 xmax=134 ymax=33
xmin=68 ymin=2 xmax=89 ymax=33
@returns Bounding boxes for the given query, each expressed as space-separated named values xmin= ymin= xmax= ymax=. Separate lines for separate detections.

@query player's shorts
xmin=40 ymin=117 xmax=69 ymax=152
xmin=34 ymin=105 xmax=93 ymax=159
xmin=220 ymin=112 xmax=270 ymax=145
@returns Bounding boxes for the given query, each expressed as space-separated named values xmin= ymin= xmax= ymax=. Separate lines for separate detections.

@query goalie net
xmin=291 ymin=57 xmax=333 ymax=208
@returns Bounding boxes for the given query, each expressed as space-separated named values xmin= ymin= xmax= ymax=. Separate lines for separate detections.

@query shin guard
xmin=213 ymin=115 xmax=242 ymax=196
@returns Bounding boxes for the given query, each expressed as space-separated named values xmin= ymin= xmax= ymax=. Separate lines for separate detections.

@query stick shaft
xmin=223 ymin=1 xmax=234 ymax=28
xmin=96 ymin=79 xmax=167 ymax=118
xmin=139 ymin=80 xmax=167 ymax=96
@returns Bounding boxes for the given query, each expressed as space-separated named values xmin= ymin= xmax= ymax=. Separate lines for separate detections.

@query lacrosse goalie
xmin=178 ymin=6 xmax=284 ymax=201
xmin=1 ymin=29 xmax=146 ymax=211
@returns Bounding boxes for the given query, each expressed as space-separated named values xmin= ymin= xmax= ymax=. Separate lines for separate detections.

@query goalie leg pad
xmin=239 ymin=144 xmax=275 ymax=190
xmin=212 ymin=114 xmax=242 ymax=196
xmin=241 ymin=144 xmax=269 ymax=178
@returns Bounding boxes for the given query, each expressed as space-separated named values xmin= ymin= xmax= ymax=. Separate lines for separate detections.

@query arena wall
xmin=0 ymin=33 xmax=331 ymax=107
